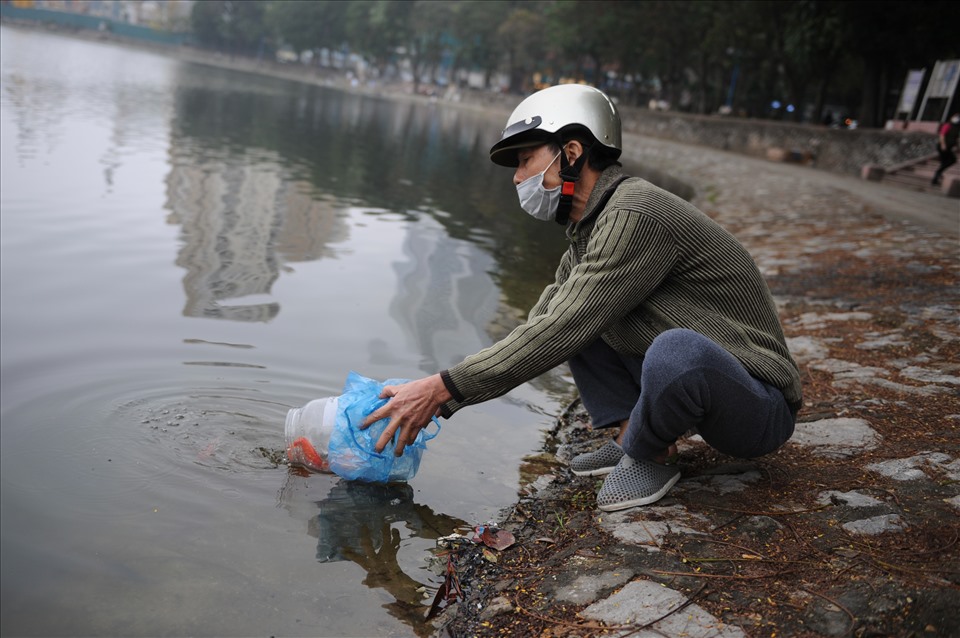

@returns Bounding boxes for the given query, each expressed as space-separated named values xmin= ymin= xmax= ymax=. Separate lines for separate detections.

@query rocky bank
xmin=432 ymin=135 xmax=959 ymax=637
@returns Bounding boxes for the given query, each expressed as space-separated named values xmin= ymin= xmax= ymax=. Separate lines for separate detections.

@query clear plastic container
xmin=285 ymin=396 xmax=339 ymax=473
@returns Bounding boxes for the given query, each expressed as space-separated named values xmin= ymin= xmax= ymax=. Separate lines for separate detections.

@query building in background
xmin=7 ymin=0 xmax=194 ymax=32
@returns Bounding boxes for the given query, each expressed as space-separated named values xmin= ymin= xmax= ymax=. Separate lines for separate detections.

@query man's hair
xmin=559 ymin=125 xmax=622 ymax=171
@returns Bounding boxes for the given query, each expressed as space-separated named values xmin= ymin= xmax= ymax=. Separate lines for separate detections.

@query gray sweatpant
xmin=568 ymin=329 xmax=797 ymax=461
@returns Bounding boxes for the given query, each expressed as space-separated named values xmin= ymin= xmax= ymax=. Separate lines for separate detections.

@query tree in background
xmin=191 ymin=0 xmax=266 ymax=56
xmin=447 ymin=1 xmax=503 ymax=90
xmin=191 ymin=0 xmax=960 ymax=128
xmin=264 ymin=0 xmax=344 ymax=59
xmin=496 ymin=3 xmax=549 ymax=94
xmin=344 ymin=1 xmax=412 ymax=80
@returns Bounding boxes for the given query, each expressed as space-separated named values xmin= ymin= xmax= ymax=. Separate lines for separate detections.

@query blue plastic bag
xmin=327 ymin=371 xmax=440 ymax=483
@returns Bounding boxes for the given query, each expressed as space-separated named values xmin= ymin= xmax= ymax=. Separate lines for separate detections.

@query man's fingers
xmin=392 ymin=423 xmax=412 ymax=457
xmin=375 ymin=422 xmax=397 ymax=453
xmin=361 ymin=408 xmax=380 ymax=429
xmin=363 ymin=386 xmax=398 ymax=429
xmin=362 ymin=400 xmax=392 ymax=429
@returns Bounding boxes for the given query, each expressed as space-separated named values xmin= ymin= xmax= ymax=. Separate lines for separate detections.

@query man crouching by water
xmin=362 ymin=84 xmax=801 ymax=512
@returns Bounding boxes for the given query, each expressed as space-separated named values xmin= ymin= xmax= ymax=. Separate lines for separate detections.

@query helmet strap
xmin=555 ymin=150 xmax=589 ymax=225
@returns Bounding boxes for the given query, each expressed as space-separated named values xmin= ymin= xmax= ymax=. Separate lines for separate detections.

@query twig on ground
xmin=652 ymin=568 xmax=802 ymax=581
xmin=509 ymin=583 xmax=708 ymax=637
xmin=801 ymin=586 xmax=856 ymax=638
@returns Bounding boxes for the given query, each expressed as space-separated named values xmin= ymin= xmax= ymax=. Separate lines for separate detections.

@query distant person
xmin=362 ymin=85 xmax=801 ymax=511
xmin=932 ymin=113 xmax=960 ymax=186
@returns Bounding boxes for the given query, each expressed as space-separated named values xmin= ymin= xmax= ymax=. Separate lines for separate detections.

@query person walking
xmin=932 ymin=113 xmax=960 ymax=186
xmin=362 ymin=84 xmax=802 ymax=512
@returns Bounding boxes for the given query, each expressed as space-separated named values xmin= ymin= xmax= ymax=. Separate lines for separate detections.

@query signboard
xmin=918 ymin=59 xmax=960 ymax=121
xmin=896 ymin=69 xmax=925 ymax=118
xmin=926 ymin=59 xmax=960 ymax=98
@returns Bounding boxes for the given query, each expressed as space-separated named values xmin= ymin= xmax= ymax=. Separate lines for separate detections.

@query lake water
xmin=0 ymin=27 xmax=578 ymax=637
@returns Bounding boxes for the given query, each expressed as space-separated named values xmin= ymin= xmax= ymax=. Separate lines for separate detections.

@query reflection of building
xmin=164 ymin=155 xmax=349 ymax=322
xmin=274 ymin=188 xmax=348 ymax=263
xmin=389 ymin=217 xmax=499 ymax=373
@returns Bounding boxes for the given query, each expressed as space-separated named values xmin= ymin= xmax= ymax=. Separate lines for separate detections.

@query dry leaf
xmin=480 ymin=527 xmax=516 ymax=551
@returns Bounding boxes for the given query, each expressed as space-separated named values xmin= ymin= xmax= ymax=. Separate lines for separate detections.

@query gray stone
xmin=737 ymin=515 xmax=784 ymax=541
xmin=554 ymin=570 xmax=634 ymax=605
xmin=785 ymin=335 xmax=829 ymax=363
xmin=900 ymin=366 xmax=960 ymax=385
xmin=600 ymin=506 xmax=709 ymax=551
xmin=478 ymin=595 xmax=513 ymax=621
xmin=809 ymin=359 xmax=889 ymax=385
xmin=791 ymin=418 xmax=880 ymax=457
xmin=802 ymin=601 xmax=859 ymax=637
xmin=580 ymin=579 xmax=747 ymax=638
xmin=816 ymin=490 xmax=884 ymax=508
xmin=842 ymin=514 xmax=907 ymax=535
xmin=699 ymin=470 xmax=763 ymax=494
xmin=856 ymin=332 xmax=910 ymax=350
xmin=867 ymin=457 xmax=928 ymax=481
xmin=867 ymin=453 xmax=959 ymax=481
xmin=525 ymin=473 xmax=555 ymax=496
xmin=935 ymin=457 xmax=960 ymax=481
xmin=792 ymin=311 xmax=873 ymax=330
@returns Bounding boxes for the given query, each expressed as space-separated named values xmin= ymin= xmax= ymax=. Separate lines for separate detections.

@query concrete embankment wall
xmin=615 ymin=107 xmax=938 ymax=178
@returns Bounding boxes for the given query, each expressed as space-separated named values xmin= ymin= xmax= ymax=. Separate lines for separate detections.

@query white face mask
xmin=516 ymin=151 xmax=562 ymax=221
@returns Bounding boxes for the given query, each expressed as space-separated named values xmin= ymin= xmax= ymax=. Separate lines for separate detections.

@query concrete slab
xmin=554 ymin=570 xmax=635 ymax=605
xmin=790 ymin=418 xmax=880 ymax=457
xmin=599 ymin=505 xmax=709 ymax=551
xmin=683 ymin=470 xmax=763 ymax=495
xmin=785 ymin=335 xmax=830 ymax=363
xmin=816 ymin=490 xmax=884 ymax=508
xmin=867 ymin=452 xmax=960 ymax=481
xmin=580 ymin=579 xmax=747 ymax=638
xmin=842 ymin=514 xmax=907 ymax=535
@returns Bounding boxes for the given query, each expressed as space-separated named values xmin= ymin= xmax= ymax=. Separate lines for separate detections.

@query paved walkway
xmin=618 ymin=133 xmax=958 ymax=237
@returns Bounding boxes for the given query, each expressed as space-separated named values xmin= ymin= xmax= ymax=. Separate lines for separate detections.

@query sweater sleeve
xmin=440 ymin=208 xmax=678 ymax=415
xmin=526 ymin=246 xmax=573 ymax=321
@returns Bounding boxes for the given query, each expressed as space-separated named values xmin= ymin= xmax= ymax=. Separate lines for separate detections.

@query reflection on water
xmin=389 ymin=218 xmax=499 ymax=372
xmin=279 ymin=472 xmax=465 ymax=636
xmin=1 ymin=26 xmax=570 ymax=636
xmin=163 ymin=65 xmax=570 ymax=328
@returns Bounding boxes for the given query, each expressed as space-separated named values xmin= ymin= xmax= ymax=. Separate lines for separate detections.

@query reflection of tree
xmin=279 ymin=476 xmax=464 ymax=637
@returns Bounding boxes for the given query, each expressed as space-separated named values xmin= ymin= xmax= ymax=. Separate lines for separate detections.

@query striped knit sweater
xmin=440 ymin=165 xmax=802 ymax=417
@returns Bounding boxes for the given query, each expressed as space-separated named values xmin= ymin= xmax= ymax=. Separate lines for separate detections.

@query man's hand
xmin=361 ymin=374 xmax=452 ymax=456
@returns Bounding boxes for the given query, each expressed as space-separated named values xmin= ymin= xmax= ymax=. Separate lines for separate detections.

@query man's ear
xmin=564 ymin=140 xmax=584 ymax=164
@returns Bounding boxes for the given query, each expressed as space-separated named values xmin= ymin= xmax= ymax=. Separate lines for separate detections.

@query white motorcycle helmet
xmin=489 ymin=84 xmax=622 ymax=167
